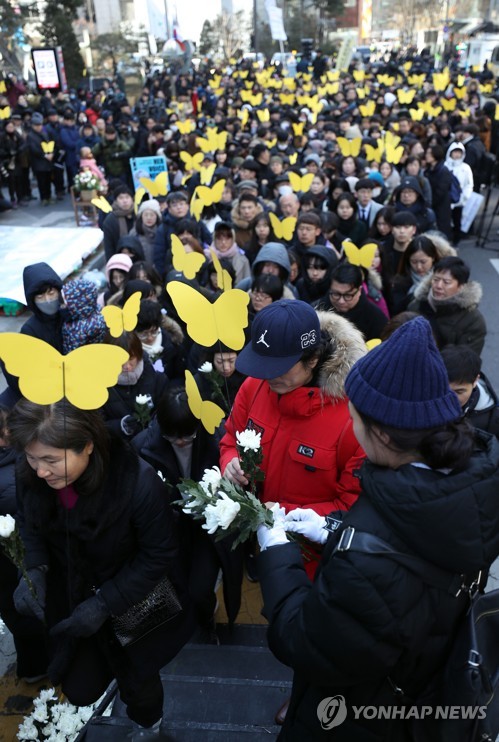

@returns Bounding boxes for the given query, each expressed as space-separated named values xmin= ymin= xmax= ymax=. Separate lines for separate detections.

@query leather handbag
xmin=111 ymin=575 xmax=182 ymax=647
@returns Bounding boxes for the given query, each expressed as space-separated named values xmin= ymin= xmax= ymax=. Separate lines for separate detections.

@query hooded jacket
xmin=444 ymin=142 xmax=474 ymax=208
xmin=296 ymin=245 xmax=339 ymax=305
xmin=220 ymin=311 xmax=366 ymax=516
xmin=259 ymin=432 xmax=499 ymax=741
xmin=463 ymin=373 xmax=499 ymax=438
xmin=236 ymin=242 xmax=298 ymax=299
xmin=393 ymin=178 xmax=437 ymax=234
xmin=21 ymin=262 xmax=63 ymax=351
xmin=314 ymin=289 xmax=388 ymax=342
xmin=409 ymin=275 xmax=487 ymax=355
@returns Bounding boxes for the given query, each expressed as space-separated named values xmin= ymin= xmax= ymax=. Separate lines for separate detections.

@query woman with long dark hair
xmin=10 ymin=399 xmax=194 ymax=738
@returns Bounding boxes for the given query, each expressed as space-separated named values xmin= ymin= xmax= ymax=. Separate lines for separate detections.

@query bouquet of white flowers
xmin=17 ymin=688 xmax=101 ymax=741
xmin=198 ymin=362 xmax=230 ymax=413
xmin=73 ymin=170 xmax=100 ymax=192
xmin=176 ymin=465 xmax=279 ymax=549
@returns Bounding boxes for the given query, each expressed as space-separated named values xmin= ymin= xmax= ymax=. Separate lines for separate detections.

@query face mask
xmin=35 ymin=298 xmax=59 ymax=316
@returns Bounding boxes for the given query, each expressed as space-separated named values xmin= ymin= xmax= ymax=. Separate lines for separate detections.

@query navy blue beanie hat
xmin=345 ymin=316 xmax=461 ymax=429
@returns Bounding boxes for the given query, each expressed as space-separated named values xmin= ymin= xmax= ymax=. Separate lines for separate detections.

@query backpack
xmin=333 ymin=527 xmax=499 ymax=742
xmin=449 ymin=172 xmax=462 ymax=204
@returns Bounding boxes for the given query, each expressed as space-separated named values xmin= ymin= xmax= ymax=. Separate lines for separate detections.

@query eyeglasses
xmin=329 ymin=288 xmax=359 ymax=302
xmin=137 ymin=327 xmax=160 ymax=341
xmin=162 ymin=432 xmax=197 ymax=443
xmin=251 ymin=291 xmax=272 ymax=301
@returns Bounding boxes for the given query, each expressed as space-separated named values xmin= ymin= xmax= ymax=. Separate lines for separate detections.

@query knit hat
xmin=236 ymin=299 xmax=321 ymax=379
xmin=31 ymin=112 xmax=44 ymax=125
xmin=345 ymin=316 xmax=462 ymax=429
xmin=138 ymin=199 xmax=161 ymax=219
xmin=399 ymin=176 xmax=423 ymax=198
xmin=105 ymin=254 xmax=133 ymax=281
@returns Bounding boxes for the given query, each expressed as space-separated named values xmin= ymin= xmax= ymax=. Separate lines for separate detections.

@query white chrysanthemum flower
xmin=199 ymin=466 xmax=222 ymax=495
xmin=17 ymin=718 xmax=38 ymax=740
xmin=198 ymin=362 xmax=213 ymax=373
xmin=236 ymin=428 xmax=262 ymax=452
xmin=202 ymin=492 xmax=241 ymax=534
xmin=135 ymin=393 xmax=152 ymax=406
xmin=0 ymin=513 xmax=16 ymax=537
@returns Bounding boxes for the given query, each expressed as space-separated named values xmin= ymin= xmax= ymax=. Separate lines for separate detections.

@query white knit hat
xmin=138 ymin=198 xmax=161 ymax=219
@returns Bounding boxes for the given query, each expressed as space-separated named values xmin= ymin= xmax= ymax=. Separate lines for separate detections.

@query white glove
xmin=284 ymin=508 xmax=328 ymax=545
xmin=257 ymin=523 xmax=288 ymax=551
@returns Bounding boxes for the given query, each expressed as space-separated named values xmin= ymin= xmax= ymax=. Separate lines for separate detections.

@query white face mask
xmin=34 ymin=298 xmax=60 ymax=316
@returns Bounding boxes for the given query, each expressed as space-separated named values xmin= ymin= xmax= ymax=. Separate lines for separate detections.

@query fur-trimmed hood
xmin=413 ymin=274 xmax=483 ymax=310
xmin=316 ymin=310 xmax=366 ymax=400
xmin=423 ymin=231 xmax=457 ymax=260
xmin=161 ymin=313 xmax=184 ymax=344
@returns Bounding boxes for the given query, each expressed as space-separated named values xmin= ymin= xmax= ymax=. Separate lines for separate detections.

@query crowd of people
xmin=1 ymin=46 xmax=499 ymax=740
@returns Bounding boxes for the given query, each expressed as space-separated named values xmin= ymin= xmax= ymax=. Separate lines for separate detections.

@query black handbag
xmin=111 ymin=575 xmax=182 ymax=647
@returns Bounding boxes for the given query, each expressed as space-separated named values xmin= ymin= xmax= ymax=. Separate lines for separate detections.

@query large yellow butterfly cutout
xmin=288 ymin=172 xmax=314 ymax=194
xmin=397 ymin=89 xmax=416 ymax=105
xmin=0 ymin=106 xmax=11 ymax=120
xmin=41 ymin=141 xmax=55 ymax=154
xmin=171 ymin=234 xmax=206 ymax=280
xmin=337 ymin=137 xmax=362 ymax=158
xmin=364 ymin=143 xmax=383 ymax=163
xmin=101 ymin=291 xmax=141 ymax=338
xmin=453 ymin=86 xmax=467 ymax=100
xmin=167 ymin=281 xmax=249 ymax=350
xmin=409 ymin=108 xmax=425 ymax=121
xmin=139 ymin=172 xmax=168 ymax=197
xmin=359 ymin=101 xmax=375 ymax=118
xmin=269 ymin=212 xmax=297 ymax=241
xmin=353 ymin=70 xmax=365 ymax=82
xmin=199 ymin=163 xmax=217 ymax=186
xmin=266 ymin=138 xmax=277 ymax=150
xmin=292 ymin=122 xmax=305 ymax=136
xmin=343 ymin=241 xmax=378 ymax=269
xmin=280 ymin=93 xmax=295 ymax=106
xmin=377 ymin=74 xmax=395 ymax=86
xmin=194 ymin=179 xmax=226 ymax=207
xmin=289 ymin=153 xmax=298 ymax=166
xmin=408 ymin=74 xmax=425 ymax=87
xmin=256 ymin=109 xmax=270 ymax=123
xmin=209 ymin=248 xmax=232 ymax=291
xmin=190 ymin=192 xmax=203 ymax=222
xmin=238 ymin=109 xmax=250 ymax=128
xmin=0 ymin=335 xmax=128 ymax=410
xmin=91 ymin=196 xmax=112 ymax=213
xmin=134 ymin=187 xmax=147 ymax=214
xmin=176 ymin=120 xmax=195 ymax=135
xmin=179 ymin=151 xmax=204 ymax=172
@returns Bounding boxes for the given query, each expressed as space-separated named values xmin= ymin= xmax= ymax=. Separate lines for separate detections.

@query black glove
xmin=50 ymin=593 xmax=109 ymax=638
xmin=13 ymin=567 xmax=47 ymax=622
xmin=121 ymin=414 xmax=141 ymax=437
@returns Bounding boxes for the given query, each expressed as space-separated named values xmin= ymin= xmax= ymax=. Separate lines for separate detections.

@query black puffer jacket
xmin=259 ymin=432 xmax=499 ymax=741
xmin=21 ymin=262 xmax=63 ymax=350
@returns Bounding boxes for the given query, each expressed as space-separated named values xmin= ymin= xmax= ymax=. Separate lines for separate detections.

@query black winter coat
xmin=133 ymin=419 xmax=244 ymax=624
xmin=425 ymin=162 xmax=452 ymax=241
xmin=16 ymin=435 xmax=194 ymax=685
xmin=259 ymin=432 xmax=499 ymax=741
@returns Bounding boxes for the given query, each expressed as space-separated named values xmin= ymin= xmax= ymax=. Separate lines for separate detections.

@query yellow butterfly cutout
xmin=432 ymin=71 xmax=450 ymax=92
xmin=238 ymin=108 xmax=250 ymax=128
xmin=440 ymin=98 xmax=456 ymax=112
xmin=207 ymin=129 xmax=228 ymax=151
xmin=480 ymin=83 xmax=494 ymax=94
xmin=337 ymin=137 xmax=362 ymax=158
xmin=397 ymin=89 xmax=416 ymax=104
xmin=239 ymin=70 xmax=248 ymax=79
xmin=384 ymin=141 xmax=404 ymax=165
xmin=356 ymin=88 xmax=366 ymax=100
xmin=359 ymin=100 xmax=375 ymax=117
xmin=280 ymin=93 xmax=295 ymax=105
xmin=288 ymin=172 xmax=314 ymax=193
xmin=456 ymin=75 xmax=466 ymax=87
xmin=383 ymin=131 xmax=401 ymax=149
xmin=292 ymin=122 xmax=305 ymax=136
xmin=0 ymin=334 xmax=128 ymax=410
xmin=327 ymin=70 xmax=340 ymax=81
xmin=167 ymin=281 xmax=249 ymax=350
xmin=377 ymin=74 xmax=395 ymax=86
xmin=353 ymin=70 xmax=365 ymax=82
xmin=495 ymin=105 xmax=499 ymax=122
xmin=409 ymin=108 xmax=425 ymax=121
xmin=208 ymin=77 xmax=222 ymax=89
xmin=176 ymin=120 xmax=195 ymax=135
xmin=41 ymin=141 xmax=55 ymax=154
xmin=366 ymin=338 xmax=382 ymax=351
xmin=190 ymin=192 xmax=203 ymax=221
xmin=195 ymin=179 xmax=226 ymax=207
xmin=185 ymin=370 xmax=225 ymax=434
xmin=256 ymin=109 xmax=270 ymax=123
xmin=179 ymin=151 xmax=204 ymax=172
xmin=269 ymin=213 xmax=297 ymax=242
xmin=200 ymin=163 xmax=217 ymax=186
xmin=139 ymin=172 xmax=168 ymax=197
xmin=91 ymin=196 xmax=112 ymax=213
xmin=289 ymin=152 xmax=298 ymax=165
xmin=249 ymin=94 xmax=263 ymax=107
xmin=101 ymin=291 xmax=141 ymax=338
xmin=266 ymin=138 xmax=277 ymax=149
xmin=209 ymin=248 xmax=232 ymax=292
xmin=364 ymin=143 xmax=383 ymax=163
xmin=408 ymin=74 xmax=425 ymax=86
xmin=455 ymin=108 xmax=471 ymax=118
xmin=0 ymin=81 xmax=6 ymax=93
xmin=327 ymin=82 xmax=340 ymax=95
xmin=241 ymin=84 xmax=253 ymax=94
xmin=403 ymin=62 xmax=412 ymax=71
xmin=343 ymin=241 xmax=378 ymax=269
xmin=302 ymin=83 xmax=313 ymax=93
xmin=453 ymin=86 xmax=467 ymax=100
xmin=134 ymin=187 xmax=146 ymax=214
xmin=0 ymin=106 xmax=11 ymax=120
xmin=302 ymin=73 xmax=312 ymax=82
xmin=283 ymin=77 xmax=296 ymax=89
xmin=196 ymin=136 xmax=216 ymax=154
xmin=171 ymin=234 xmax=206 ymax=280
